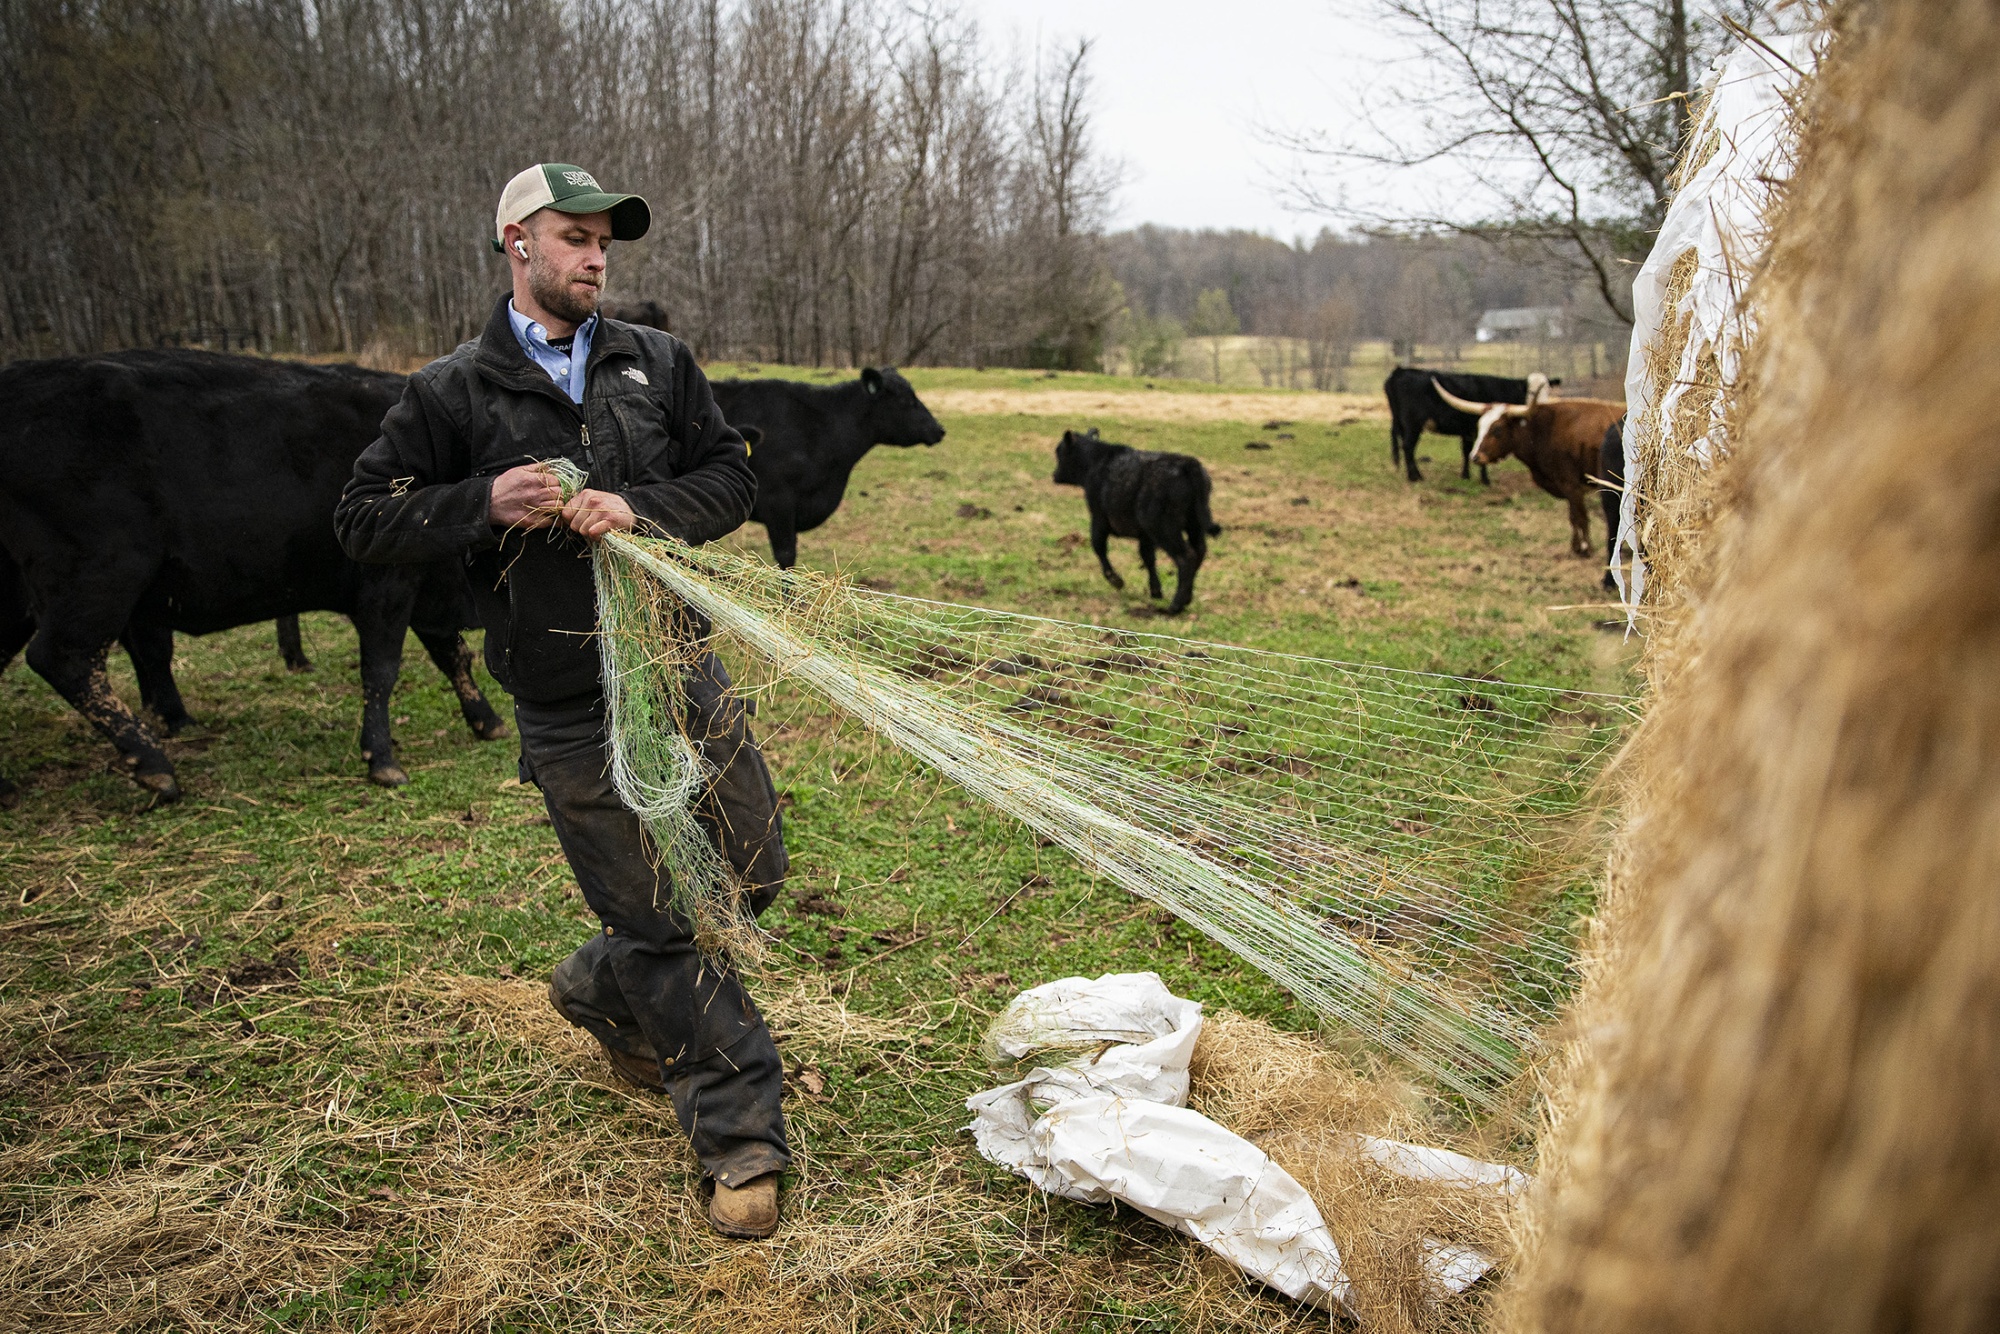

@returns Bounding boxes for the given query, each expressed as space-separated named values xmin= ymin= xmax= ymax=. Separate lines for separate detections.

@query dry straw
xmin=1190 ymin=1013 xmax=1522 ymax=1334
xmin=3 ymin=953 xmax=1522 ymax=1332
xmin=1625 ymin=247 xmax=1728 ymax=683
xmin=0 ymin=969 xmax=1044 ymax=1333
xmin=1504 ymin=2 xmax=2000 ymax=1329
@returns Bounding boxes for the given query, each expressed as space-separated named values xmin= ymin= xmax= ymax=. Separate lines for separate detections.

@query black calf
xmin=0 ymin=550 xmax=32 ymax=808
xmin=1052 ymin=429 xmax=1221 ymax=615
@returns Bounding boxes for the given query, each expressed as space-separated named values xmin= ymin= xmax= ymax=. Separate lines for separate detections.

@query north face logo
xmin=561 ymin=170 xmax=598 ymax=189
xmin=622 ymin=368 xmax=648 ymax=385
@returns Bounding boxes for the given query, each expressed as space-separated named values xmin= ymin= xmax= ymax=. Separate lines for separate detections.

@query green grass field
xmin=1084 ymin=336 xmax=1624 ymax=396
xmin=707 ymin=340 xmax=1623 ymax=397
xmin=0 ymin=372 xmax=1636 ymax=1331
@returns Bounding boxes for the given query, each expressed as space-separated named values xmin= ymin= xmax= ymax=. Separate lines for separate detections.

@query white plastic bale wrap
xmin=1028 ymin=1094 xmax=1356 ymax=1310
xmin=965 ymin=973 xmax=1522 ymax=1311
xmin=1354 ymin=1134 xmax=1532 ymax=1195
xmin=1615 ymin=32 xmax=1816 ymax=616
xmin=966 ymin=974 xmax=1209 ymax=1203
xmin=966 ymin=973 xmax=1351 ymax=1308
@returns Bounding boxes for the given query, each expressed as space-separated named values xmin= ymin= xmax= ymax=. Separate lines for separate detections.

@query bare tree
xmin=1248 ymin=335 xmax=1289 ymax=388
xmin=1304 ymin=283 xmax=1360 ymax=390
xmin=1109 ymin=296 xmax=1184 ymax=378
xmin=1388 ymin=257 xmax=1444 ymax=358
xmin=1010 ymin=37 xmax=1124 ymax=369
xmin=1187 ymin=287 xmax=1238 ymax=383
xmin=0 ymin=0 xmax=1120 ymax=370
xmin=1282 ymin=0 xmax=1772 ymax=323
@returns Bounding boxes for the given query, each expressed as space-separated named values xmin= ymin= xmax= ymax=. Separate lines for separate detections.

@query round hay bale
xmin=1506 ymin=4 xmax=2000 ymax=1330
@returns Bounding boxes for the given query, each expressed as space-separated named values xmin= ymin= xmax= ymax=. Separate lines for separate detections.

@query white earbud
xmin=513 ymin=240 xmax=528 ymax=259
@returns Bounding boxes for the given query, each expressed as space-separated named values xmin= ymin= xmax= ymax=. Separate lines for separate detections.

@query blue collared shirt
xmin=507 ymin=301 xmax=596 ymax=404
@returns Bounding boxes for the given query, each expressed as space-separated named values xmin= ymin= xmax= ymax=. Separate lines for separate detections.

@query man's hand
xmin=490 ymin=463 xmax=562 ymax=530
xmin=561 ymin=488 xmax=637 ymax=541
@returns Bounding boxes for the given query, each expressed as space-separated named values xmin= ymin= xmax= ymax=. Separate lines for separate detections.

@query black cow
xmin=1599 ymin=414 xmax=1627 ymax=592
xmin=602 ymin=299 xmax=670 ymax=332
xmin=1052 ymin=428 xmax=1221 ymax=615
xmin=276 ymin=615 xmax=314 ymax=671
xmin=712 ymin=367 xmax=946 ymax=568
xmin=1382 ymin=367 xmax=1557 ymax=484
xmin=0 ymin=350 xmax=505 ymax=807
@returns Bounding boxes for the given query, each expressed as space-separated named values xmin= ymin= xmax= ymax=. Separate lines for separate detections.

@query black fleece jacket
xmin=335 ymin=294 xmax=754 ymax=703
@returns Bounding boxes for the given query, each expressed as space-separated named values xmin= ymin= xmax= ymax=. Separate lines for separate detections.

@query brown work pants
xmin=516 ymin=652 xmax=789 ymax=1188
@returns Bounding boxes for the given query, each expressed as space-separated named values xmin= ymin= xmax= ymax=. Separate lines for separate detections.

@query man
xmin=334 ymin=164 xmax=790 ymax=1239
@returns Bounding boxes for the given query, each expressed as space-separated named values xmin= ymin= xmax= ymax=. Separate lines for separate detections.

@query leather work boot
xmin=547 ymin=981 xmax=666 ymax=1091
xmin=709 ymin=1172 xmax=781 ymax=1239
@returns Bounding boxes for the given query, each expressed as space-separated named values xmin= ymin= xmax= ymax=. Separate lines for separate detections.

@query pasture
xmin=1091 ymin=336 xmax=1626 ymax=396
xmin=0 ymin=369 xmax=1634 ymax=1330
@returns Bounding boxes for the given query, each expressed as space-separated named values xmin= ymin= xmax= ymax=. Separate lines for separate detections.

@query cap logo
xmin=562 ymin=171 xmax=598 ymax=189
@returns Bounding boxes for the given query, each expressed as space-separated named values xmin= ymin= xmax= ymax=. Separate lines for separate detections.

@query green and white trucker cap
xmin=492 ymin=163 xmax=651 ymax=251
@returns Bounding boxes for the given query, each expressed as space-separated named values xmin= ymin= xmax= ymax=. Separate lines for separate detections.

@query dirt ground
xmin=919 ymin=388 xmax=1388 ymax=423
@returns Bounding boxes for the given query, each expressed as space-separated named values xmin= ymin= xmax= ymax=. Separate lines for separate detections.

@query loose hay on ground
xmin=1192 ymin=1011 xmax=1523 ymax=1334
xmin=5 ymin=949 xmax=1514 ymax=1332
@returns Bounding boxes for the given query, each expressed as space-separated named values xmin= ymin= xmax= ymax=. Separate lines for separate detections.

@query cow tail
xmin=1186 ymin=459 xmax=1222 ymax=537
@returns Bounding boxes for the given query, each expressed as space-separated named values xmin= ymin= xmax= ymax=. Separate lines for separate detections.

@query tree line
xmin=0 ymin=0 xmax=1117 ymax=369
xmin=1101 ymin=225 xmax=1628 ymax=387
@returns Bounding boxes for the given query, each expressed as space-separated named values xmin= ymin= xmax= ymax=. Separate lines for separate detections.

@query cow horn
xmin=1432 ymin=379 xmax=1491 ymax=415
xmin=1526 ymin=372 xmax=1551 ymax=405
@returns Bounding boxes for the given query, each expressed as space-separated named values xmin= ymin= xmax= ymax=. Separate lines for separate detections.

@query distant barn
xmin=1475 ymin=306 xmax=1567 ymax=343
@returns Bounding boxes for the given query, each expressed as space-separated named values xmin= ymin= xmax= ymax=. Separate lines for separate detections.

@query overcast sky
xmin=961 ymin=0 xmax=1406 ymax=240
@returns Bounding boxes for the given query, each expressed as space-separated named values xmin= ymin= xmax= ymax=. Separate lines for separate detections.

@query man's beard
xmin=529 ymin=257 xmax=601 ymax=325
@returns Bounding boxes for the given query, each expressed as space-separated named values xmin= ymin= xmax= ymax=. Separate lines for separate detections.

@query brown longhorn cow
xmin=1433 ymin=379 xmax=1626 ymax=558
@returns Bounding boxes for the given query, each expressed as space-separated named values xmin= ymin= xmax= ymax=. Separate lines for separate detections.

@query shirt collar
xmin=507 ymin=300 xmax=596 ymax=354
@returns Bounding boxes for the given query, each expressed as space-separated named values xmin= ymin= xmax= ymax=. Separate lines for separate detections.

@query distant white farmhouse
xmin=1475 ymin=306 xmax=1567 ymax=342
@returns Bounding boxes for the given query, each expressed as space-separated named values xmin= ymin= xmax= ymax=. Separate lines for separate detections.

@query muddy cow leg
xmin=26 ymin=616 xmax=179 ymax=802
xmin=1600 ymin=485 xmax=1622 ymax=590
xmin=276 ymin=615 xmax=314 ymax=672
xmin=352 ymin=577 xmax=417 ymax=787
xmin=0 ymin=548 xmax=30 ymax=671
xmin=1137 ymin=536 xmax=1164 ymax=600
xmin=1568 ymin=490 xmax=1594 ymax=557
xmin=1158 ymin=530 xmax=1200 ymax=615
xmin=0 ymin=571 xmax=33 ymax=808
xmin=1090 ymin=513 xmax=1124 ymax=591
xmin=118 ymin=621 xmax=194 ymax=735
xmin=414 ymin=627 xmax=509 ymax=741
xmin=762 ymin=503 xmax=800 ymax=570
xmin=1186 ymin=522 xmax=1210 ymax=571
